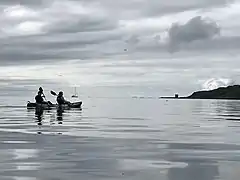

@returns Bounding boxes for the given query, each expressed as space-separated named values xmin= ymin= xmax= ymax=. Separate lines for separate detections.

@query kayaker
xmin=36 ymin=87 xmax=53 ymax=105
xmin=35 ymin=91 xmax=48 ymax=104
xmin=57 ymin=91 xmax=71 ymax=105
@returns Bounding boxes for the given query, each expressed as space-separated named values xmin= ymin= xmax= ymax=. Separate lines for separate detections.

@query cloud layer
xmin=0 ymin=0 xmax=238 ymax=66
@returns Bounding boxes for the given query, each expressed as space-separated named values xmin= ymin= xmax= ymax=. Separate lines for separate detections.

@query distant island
xmin=160 ymin=85 xmax=240 ymax=100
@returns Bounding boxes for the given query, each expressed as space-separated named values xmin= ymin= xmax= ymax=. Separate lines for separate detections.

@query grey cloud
xmin=136 ymin=0 xmax=232 ymax=17
xmin=0 ymin=29 xmax=124 ymax=57
xmin=125 ymin=35 xmax=139 ymax=45
xmin=176 ymin=36 xmax=240 ymax=52
xmin=167 ymin=16 xmax=220 ymax=52
xmin=73 ymin=0 xmax=232 ymax=18
xmin=38 ymin=1 xmax=119 ymax=34
xmin=121 ymin=35 xmax=240 ymax=57
xmin=44 ymin=15 xmax=117 ymax=34
xmin=0 ymin=0 xmax=48 ymax=7
xmin=0 ymin=51 xmax=63 ymax=64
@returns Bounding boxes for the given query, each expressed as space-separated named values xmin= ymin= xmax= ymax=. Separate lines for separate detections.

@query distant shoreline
xmin=160 ymin=85 xmax=240 ymax=100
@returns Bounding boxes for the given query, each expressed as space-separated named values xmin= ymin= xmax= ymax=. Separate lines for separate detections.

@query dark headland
xmin=160 ymin=85 xmax=240 ymax=100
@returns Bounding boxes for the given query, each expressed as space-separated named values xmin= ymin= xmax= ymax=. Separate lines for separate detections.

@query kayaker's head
xmin=58 ymin=91 xmax=63 ymax=96
xmin=39 ymin=87 xmax=43 ymax=92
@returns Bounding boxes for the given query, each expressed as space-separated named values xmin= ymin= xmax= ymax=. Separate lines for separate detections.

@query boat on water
xmin=27 ymin=101 xmax=82 ymax=110
xmin=71 ymin=87 xmax=78 ymax=98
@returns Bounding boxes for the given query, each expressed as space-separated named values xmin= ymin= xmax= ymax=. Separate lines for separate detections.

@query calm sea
xmin=0 ymin=83 xmax=240 ymax=180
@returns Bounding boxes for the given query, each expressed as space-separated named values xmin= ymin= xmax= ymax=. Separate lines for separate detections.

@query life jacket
xmin=57 ymin=96 xmax=65 ymax=105
xmin=35 ymin=94 xmax=43 ymax=103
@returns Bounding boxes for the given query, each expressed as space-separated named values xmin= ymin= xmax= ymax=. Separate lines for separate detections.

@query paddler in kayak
xmin=35 ymin=91 xmax=49 ymax=104
xmin=35 ymin=87 xmax=52 ymax=105
xmin=56 ymin=91 xmax=71 ymax=105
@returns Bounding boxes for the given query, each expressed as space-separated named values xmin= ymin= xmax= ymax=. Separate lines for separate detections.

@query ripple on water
xmin=0 ymin=99 xmax=240 ymax=180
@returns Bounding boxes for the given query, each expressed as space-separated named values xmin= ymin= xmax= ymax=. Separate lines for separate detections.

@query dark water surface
xmin=0 ymin=90 xmax=240 ymax=179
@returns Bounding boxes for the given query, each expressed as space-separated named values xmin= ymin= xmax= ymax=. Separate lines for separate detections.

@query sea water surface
xmin=0 ymin=84 xmax=240 ymax=180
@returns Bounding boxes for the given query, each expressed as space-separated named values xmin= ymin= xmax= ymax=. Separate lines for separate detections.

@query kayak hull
xmin=27 ymin=101 xmax=82 ymax=110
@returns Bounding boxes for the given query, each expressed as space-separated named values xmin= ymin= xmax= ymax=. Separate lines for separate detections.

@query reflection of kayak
xmin=27 ymin=101 xmax=82 ymax=110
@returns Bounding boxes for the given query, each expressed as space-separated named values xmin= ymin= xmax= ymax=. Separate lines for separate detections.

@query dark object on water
xmin=175 ymin=94 xmax=179 ymax=98
xmin=27 ymin=101 xmax=82 ymax=110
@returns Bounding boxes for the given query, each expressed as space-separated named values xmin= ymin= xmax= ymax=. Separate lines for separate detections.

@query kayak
xmin=27 ymin=101 xmax=82 ymax=110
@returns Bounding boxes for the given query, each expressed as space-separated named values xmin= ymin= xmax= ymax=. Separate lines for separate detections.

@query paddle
xmin=42 ymin=92 xmax=47 ymax=101
xmin=43 ymin=93 xmax=53 ymax=106
xmin=50 ymin=90 xmax=57 ymax=96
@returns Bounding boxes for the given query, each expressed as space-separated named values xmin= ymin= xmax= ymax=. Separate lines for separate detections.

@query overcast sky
xmin=0 ymin=0 xmax=240 ymax=94
xmin=0 ymin=0 xmax=239 ymax=62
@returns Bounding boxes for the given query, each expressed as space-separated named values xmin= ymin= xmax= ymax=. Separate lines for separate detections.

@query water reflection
xmin=212 ymin=100 xmax=240 ymax=113
xmin=189 ymin=100 xmax=240 ymax=121
xmin=34 ymin=108 xmax=44 ymax=134
xmin=167 ymin=143 xmax=219 ymax=180
xmin=57 ymin=108 xmax=63 ymax=124
xmin=34 ymin=107 xmax=64 ymax=128
xmin=0 ymin=148 xmax=41 ymax=180
xmin=168 ymin=161 xmax=219 ymax=180
xmin=32 ymin=106 xmax=83 ymax=135
xmin=210 ymin=100 xmax=240 ymax=121
xmin=35 ymin=113 xmax=43 ymax=126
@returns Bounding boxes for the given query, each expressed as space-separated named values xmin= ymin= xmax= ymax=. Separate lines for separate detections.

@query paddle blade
xmin=50 ymin=90 xmax=57 ymax=96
